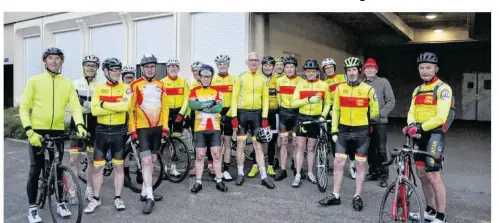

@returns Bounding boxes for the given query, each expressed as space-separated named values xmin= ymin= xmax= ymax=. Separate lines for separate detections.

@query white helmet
xmin=215 ymin=55 xmax=231 ymax=64
xmin=256 ymin=127 xmax=273 ymax=143
xmin=191 ymin=61 xmax=204 ymax=70
xmin=321 ymin=57 xmax=336 ymax=70
xmin=82 ymin=54 xmax=100 ymax=67
xmin=122 ymin=65 xmax=135 ymax=74
xmin=167 ymin=59 xmax=180 ymax=67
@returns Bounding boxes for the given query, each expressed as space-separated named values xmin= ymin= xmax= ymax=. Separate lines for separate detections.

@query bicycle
xmin=78 ymin=148 xmax=114 ymax=184
xmin=161 ymin=134 xmax=190 ymax=183
xmin=299 ymin=119 xmax=332 ymax=193
xmin=35 ymin=133 xmax=86 ymax=223
xmin=378 ymin=136 xmax=441 ymax=223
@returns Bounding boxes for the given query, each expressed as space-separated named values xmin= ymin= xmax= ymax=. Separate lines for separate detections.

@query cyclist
xmin=122 ymin=65 xmax=136 ymax=84
xmin=248 ymin=56 xmax=278 ymax=178
xmin=70 ymin=55 xmax=100 ymax=203
xmin=290 ymin=59 xmax=331 ymax=187
xmin=188 ymin=64 xmax=229 ymax=193
xmin=274 ymin=56 xmax=285 ymax=78
xmin=84 ymin=58 xmax=130 ymax=214
xmin=231 ymin=52 xmax=275 ymax=189
xmin=211 ymin=55 xmax=236 ymax=181
xmin=187 ymin=61 xmax=205 ymax=177
xmin=403 ymin=52 xmax=453 ymax=223
xmin=160 ymin=59 xmax=189 ymax=177
xmin=319 ymin=57 xmax=379 ymax=211
xmin=128 ymin=54 xmax=170 ymax=214
xmin=20 ymin=47 xmax=87 ymax=223
xmin=363 ymin=58 xmax=395 ymax=188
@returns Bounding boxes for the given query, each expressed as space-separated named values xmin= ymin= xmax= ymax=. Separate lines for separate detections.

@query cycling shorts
xmin=279 ymin=108 xmax=298 ymax=137
xmin=335 ymin=125 xmax=370 ymax=162
xmin=236 ymin=109 xmax=262 ymax=140
xmin=194 ymin=130 xmax=222 ymax=148
xmin=295 ymin=114 xmax=320 ymax=139
xmin=414 ymin=132 xmax=445 ymax=172
xmin=168 ymin=108 xmax=184 ymax=134
xmin=220 ymin=107 xmax=233 ymax=136
xmin=69 ymin=114 xmax=97 ymax=154
xmin=94 ymin=124 xmax=127 ymax=167
xmin=137 ymin=126 xmax=162 ymax=157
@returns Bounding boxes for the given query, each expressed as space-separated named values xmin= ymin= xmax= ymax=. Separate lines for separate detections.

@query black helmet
xmin=42 ymin=47 xmax=64 ymax=61
xmin=283 ymin=56 xmax=298 ymax=66
xmin=303 ymin=59 xmax=319 ymax=70
xmin=102 ymin=58 xmax=122 ymax=71
xmin=417 ymin=52 xmax=438 ymax=64
xmin=140 ymin=53 xmax=158 ymax=66
xmin=261 ymin=56 xmax=275 ymax=65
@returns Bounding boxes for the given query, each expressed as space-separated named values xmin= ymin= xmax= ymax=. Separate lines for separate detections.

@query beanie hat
xmin=364 ymin=58 xmax=378 ymax=70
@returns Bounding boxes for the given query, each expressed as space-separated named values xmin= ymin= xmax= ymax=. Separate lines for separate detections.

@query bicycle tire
xmin=48 ymin=165 xmax=83 ymax=223
xmin=378 ymin=178 xmax=424 ymax=223
xmin=77 ymin=155 xmax=88 ymax=184
xmin=124 ymin=147 xmax=165 ymax=193
xmin=36 ymin=162 xmax=50 ymax=209
xmin=315 ymin=141 xmax=328 ymax=193
xmin=163 ymin=137 xmax=190 ymax=183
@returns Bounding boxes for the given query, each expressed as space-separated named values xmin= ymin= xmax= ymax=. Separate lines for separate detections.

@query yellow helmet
xmin=275 ymin=56 xmax=284 ymax=63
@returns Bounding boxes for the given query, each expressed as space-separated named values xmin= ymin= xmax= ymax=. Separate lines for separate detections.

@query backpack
xmin=415 ymin=81 xmax=456 ymax=134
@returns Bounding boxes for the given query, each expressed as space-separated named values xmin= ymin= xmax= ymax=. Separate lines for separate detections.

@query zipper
xmin=109 ymin=86 xmax=112 ymax=124
xmin=50 ymin=75 xmax=55 ymax=130
xmin=350 ymin=86 xmax=353 ymax=125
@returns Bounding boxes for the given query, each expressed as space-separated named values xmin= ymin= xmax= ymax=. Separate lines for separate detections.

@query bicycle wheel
xmin=163 ymin=137 xmax=190 ymax=183
xmin=48 ymin=165 xmax=83 ymax=223
xmin=315 ymin=141 xmax=328 ymax=193
xmin=378 ymin=178 xmax=424 ymax=223
xmin=77 ymin=154 xmax=88 ymax=184
xmin=36 ymin=162 xmax=49 ymax=209
xmin=124 ymin=147 xmax=165 ymax=193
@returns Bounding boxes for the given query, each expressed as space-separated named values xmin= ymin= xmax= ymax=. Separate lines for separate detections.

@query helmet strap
xmin=45 ymin=65 xmax=61 ymax=75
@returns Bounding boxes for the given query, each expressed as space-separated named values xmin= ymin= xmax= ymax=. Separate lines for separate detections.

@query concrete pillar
xmin=175 ymin=12 xmax=192 ymax=81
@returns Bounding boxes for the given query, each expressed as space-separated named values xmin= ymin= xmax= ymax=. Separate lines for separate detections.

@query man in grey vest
xmin=363 ymin=58 xmax=395 ymax=187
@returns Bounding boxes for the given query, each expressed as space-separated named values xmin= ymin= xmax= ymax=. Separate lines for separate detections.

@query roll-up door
xmin=54 ymin=30 xmax=82 ymax=81
xmin=135 ymin=16 xmax=175 ymax=64
xmin=24 ymin=35 xmax=42 ymax=83
xmin=90 ymin=23 xmax=125 ymax=81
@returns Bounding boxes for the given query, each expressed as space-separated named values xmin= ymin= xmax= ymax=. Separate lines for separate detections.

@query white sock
xmin=296 ymin=173 xmax=301 ymax=179
xmin=141 ymin=184 xmax=147 ymax=197
xmin=354 ymin=193 xmax=360 ymax=198
xmin=350 ymin=161 xmax=355 ymax=168
xmin=196 ymin=179 xmax=202 ymax=184
xmin=216 ymin=178 xmax=222 ymax=183
xmin=333 ymin=192 xmax=340 ymax=199
xmin=237 ymin=165 xmax=244 ymax=175
xmin=260 ymin=167 xmax=267 ymax=179
xmin=146 ymin=187 xmax=153 ymax=199
xmin=29 ymin=205 xmax=37 ymax=212
xmin=86 ymin=186 xmax=92 ymax=191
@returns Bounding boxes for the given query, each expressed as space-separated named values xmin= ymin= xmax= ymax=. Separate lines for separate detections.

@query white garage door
xmin=90 ymin=23 xmax=125 ymax=81
xmin=135 ymin=16 xmax=175 ymax=64
xmin=24 ymin=36 xmax=42 ymax=83
xmin=54 ymin=30 xmax=82 ymax=81
xmin=192 ymin=12 xmax=248 ymax=76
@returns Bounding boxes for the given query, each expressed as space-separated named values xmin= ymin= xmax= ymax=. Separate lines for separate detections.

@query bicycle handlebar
xmin=37 ymin=133 xmax=91 ymax=155
xmin=382 ymin=141 xmax=440 ymax=167
xmin=299 ymin=119 xmax=332 ymax=126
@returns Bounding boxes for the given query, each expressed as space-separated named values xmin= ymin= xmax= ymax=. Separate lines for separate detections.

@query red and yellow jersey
xmin=325 ymin=73 xmax=346 ymax=105
xmin=291 ymin=78 xmax=331 ymax=117
xmin=211 ymin=74 xmax=236 ymax=116
xmin=160 ymin=75 xmax=189 ymax=115
xmin=189 ymin=79 xmax=201 ymax=90
xmin=128 ymin=78 xmax=169 ymax=132
xmin=91 ymin=82 xmax=132 ymax=126
xmin=231 ymin=70 xmax=269 ymax=118
xmin=263 ymin=74 xmax=279 ymax=110
xmin=331 ymin=82 xmax=379 ymax=132
xmin=189 ymin=86 xmax=223 ymax=132
xmin=276 ymin=74 xmax=302 ymax=109
xmin=407 ymin=78 xmax=453 ymax=131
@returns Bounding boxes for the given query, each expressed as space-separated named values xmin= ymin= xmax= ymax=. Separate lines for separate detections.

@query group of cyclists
xmin=19 ymin=46 xmax=452 ymax=223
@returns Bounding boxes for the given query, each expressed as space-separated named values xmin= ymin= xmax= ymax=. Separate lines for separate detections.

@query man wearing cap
xmin=362 ymin=58 xmax=395 ymax=187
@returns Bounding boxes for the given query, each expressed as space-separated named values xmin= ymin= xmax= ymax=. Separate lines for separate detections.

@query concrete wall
xmin=4 ymin=24 xmax=14 ymax=64
xmin=268 ymin=13 xmax=361 ymax=71
xmin=4 ymin=12 xmax=63 ymax=24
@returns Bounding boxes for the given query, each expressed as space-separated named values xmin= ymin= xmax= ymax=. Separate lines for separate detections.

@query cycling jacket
xmin=160 ymin=75 xmax=189 ymax=116
xmin=291 ymin=78 xmax=331 ymax=117
xmin=263 ymin=74 xmax=279 ymax=110
xmin=325 ymin=73 xmax=346 ymax=105
xmin=211 ymin=74 xmax=236 ymax=116
xmin=74 ymin=77 xmax=100 ymax=114
xmin=331 ymin=82 xmax=379 ymax=133
xmin=188 ymin=86 xmax=223 ymax=132
xmin=91 ymin=81 xmax=131 ymax=126
xmin=19 ymin=72 xmax=84 ymax=131
xmin=276 ymin=74 xmax=302 ymax=109
xmin=231 ymin=70 xmax=269 ymax=118
xmin=128 ymin=78 xmax=169 ymax=132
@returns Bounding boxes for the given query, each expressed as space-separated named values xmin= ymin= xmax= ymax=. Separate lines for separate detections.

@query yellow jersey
xmin=231 ymin=70 xmax=269 ymax=118
xmin=276 ymin=74 xmax=302 ymax=109
xmin=188 ymin=86 xmax=223 ymax=132
xmin=211 ymin=74 xmax=236 ymax=116
xmin=160 ymin=75 xmax=189 ymax=115
xmin=263 ymin=74 xmax=279 ymax=110
xmin=91 ymin=82 xmax=132 ymax=126
xmin=291 ymin=78 xmax=331 ymax=117
xmin=325 ymin=73 xmax=346 ymax=105
xmin=128 ymin=78 xmax=169 ymax=132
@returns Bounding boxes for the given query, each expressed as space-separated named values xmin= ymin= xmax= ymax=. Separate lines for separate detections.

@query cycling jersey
xmin=160 ymin=75 xmax=189 ymax=115
xmin=291 ymin=78 xmax=331 ymax=117
xmin=331 ymin=82 xmax=379 ymax=133
xmin=211 ymin=74 xmax=236 ymax=116
xmin=189 ymin=79 xmax=200 ymax=90
xmin=19 ymin=72 xmax=83 ymax=131
xmin=70 ymin=77 xmax=99 ymax=153
xmin=188 ymin=86 xmax=223 ymax=132
xmin=231 ymin=70 xmax=269 ymax=118
xmin=276 ymin=74 xmax=302 ymax=109
xmin=128 ymin=78 xmax=169 ymax=132
xmin=274 ymin=72 xmax=284 ymax=78
xmin=91 ymin=81 xmax=132 ymax=126
xmin=74 ymin=77 xmax=100 ymax=114
xmin=263 ymin=74 xmax=279 ymax=110
xmin=325 ymin=73 xmax=346 ymax=105
xmin=407 ymin=78 xmax=453 ymax=132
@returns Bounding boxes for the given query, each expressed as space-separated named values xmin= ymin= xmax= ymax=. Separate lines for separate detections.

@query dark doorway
xmin=4 ymin=64 xmax=14 ymax=108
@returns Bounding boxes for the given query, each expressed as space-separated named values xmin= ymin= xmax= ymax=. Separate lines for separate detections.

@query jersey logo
xmin=440 ymin=89 xmax=450 ymax=100
xmin=424 ymin=96 xmax=434 ymax=104
xmin=343 ymin=89 xmax=349 ymax=94
xmin=101 ymin=89 xmax=108 ymax=93
xmin=356 ymin=99 xmax=365 ymax=106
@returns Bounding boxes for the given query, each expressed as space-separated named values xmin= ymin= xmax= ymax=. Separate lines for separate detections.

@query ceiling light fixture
xmin=426 ymin=14 xmax=437 ymax=20
xmin=434 ymin=29 xmax=443 ymax=33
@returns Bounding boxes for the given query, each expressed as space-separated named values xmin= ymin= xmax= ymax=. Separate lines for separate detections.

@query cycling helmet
xmin=42 ymin=47 xmax=64 ymax=61
xmin=256 ymin=127 xmax=273 ymax=143
xmin=275 ymin=56 xmax=284 ymax=63
xmin=321 ymin=57 xmax=336 ymax=71
xmin=344 ymin=57 xmax=362 ymax=69
xmin=303 ymin=59 xmax=319 ymax=70
xmin=140 ymin=53 xmax=157 ymax=66
xmin=82 ymin=54 xmax=100 ymax=67
xmin=283 ymin=56 xmax=298 ymax=66
xmin=261 ymin=56 xmax=276 ymax=65
xmin=102 ymin=58 xmax=122 ymax=71
xmin=215 ymin=55 xmax=231 ymax=64
xmin=167 ymin=59 xmax=180 ymax=67
xmin=199 ymin=64 xmax=215 ymax=88
xmin=191 ymin=61 xmax=204 ymax=70
xmin=417 ymin=52 xmax=438 ymax=64
xmin=122 ymin=65 xmax=136 ymax=74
